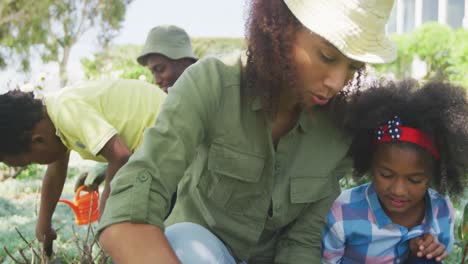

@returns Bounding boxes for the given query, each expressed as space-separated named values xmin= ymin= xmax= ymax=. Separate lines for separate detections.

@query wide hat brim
xmin=137 ymin=25 xmax=198 ymax=66
xmin=284 ymin=0 xmax=397 ymax=64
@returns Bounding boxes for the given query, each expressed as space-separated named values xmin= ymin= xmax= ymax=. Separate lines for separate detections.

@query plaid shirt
xmin=321 ymin=183 xmax=454 ymax=264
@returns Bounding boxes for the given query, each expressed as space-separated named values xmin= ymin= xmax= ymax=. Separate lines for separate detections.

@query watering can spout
xmin=57 ymin=199 xmax=79 ymax=215
xmin=58 ymin=185 xmax=99 ymax=225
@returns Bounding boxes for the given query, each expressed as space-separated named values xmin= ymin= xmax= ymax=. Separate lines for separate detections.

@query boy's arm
xmin=97 ymin=134 xmax=131 ymax=214
xmin=36 ymin=152 xmax=70 ymax=253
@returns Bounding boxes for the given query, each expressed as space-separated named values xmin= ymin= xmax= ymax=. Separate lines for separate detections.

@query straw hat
xmin=284 ymin=0 xmax=397 ymax=64
xmin=137 ymin=25 xmax=198 ymax=66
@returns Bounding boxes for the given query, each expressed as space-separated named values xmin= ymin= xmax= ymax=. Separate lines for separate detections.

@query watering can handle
xmin=75 ymin=185 xmax=87 ymax=200
xmin=75 ymin=185 xmax=98 ymax=200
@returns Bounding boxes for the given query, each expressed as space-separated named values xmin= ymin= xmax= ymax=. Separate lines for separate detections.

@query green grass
xmin=0 ymin=166 xmax=108 ymax=264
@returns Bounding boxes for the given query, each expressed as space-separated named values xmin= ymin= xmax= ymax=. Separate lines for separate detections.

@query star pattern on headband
xmin=376 ymin=115 xmax=402 ymax=141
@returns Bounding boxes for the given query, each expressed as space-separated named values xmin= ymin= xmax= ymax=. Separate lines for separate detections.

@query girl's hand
xmin=409 ymin=233 xmax=448 ymax=262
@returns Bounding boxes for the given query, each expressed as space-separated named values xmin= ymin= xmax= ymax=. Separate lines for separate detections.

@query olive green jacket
xmin=99 ymin=56 xmax=351 ymax=263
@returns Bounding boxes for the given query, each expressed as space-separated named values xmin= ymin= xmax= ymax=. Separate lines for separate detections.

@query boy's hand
xmin=36 ymin=223 xmax=57 ymax=256
xmin=409 ymin=233 xmax=448 ymax=262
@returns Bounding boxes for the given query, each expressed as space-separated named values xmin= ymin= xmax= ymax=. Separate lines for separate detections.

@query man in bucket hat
xmin=77 ymin=27 xmax=197 ymax=194
xmin=137 ymin=25 xmax=198 ymax=93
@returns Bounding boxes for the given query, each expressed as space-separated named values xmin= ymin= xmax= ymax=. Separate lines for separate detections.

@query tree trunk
xmin=59 ymin=45 xmax=72 ymax=87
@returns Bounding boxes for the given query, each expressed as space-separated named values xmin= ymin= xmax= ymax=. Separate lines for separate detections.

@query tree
xmin=0 ymin=0 xmax=133 ymax=86
xmin=409 ymin=23 xmax=455 ymax=81
xmin=0 ymin=0 xmax=50 ymax=70
xmin=42 ymin=0 xmax=133 ymax=86
xmin=372 ymin=24 xmax=468 ymax=89
xmin=81 ymin=44 xmax=152 ymax=81
xmin=450 ymin=29 xmax=468 ymax=86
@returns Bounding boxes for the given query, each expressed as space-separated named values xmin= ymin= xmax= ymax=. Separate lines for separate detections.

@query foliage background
xmin=81 ymin=37 xmax=246 ymax=82
xmin=0 ymin=0 xmax=133 ymax=86
xmin=373 ymin=23 xmax=468 ymax=88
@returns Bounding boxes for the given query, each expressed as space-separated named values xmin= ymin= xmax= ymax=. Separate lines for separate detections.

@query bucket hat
xmin=284 ymin=0 xmax=397 ymax=63
xmin=137 ymin=25 xmax=198 ymax=66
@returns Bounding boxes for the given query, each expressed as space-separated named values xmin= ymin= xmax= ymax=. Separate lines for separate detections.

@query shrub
xmin=372 ymin=23 xmax=468 ymax=89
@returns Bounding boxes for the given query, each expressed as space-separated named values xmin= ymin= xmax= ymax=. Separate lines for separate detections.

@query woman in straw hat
xmin=98 ymin=0 xmax=396 ymax=263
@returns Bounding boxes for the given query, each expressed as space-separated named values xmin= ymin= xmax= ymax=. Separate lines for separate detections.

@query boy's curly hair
xmin=344 ymin=80 xmax=468 ymax=197
xmin=0 ymin=90 xmax=44 ymax=156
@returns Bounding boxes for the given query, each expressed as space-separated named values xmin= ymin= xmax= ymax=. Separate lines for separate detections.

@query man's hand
xmin=409 ymin=233 xmax=447 ymax=262
xmin=74 ymin=172 xmax=89 ymax=192
xmin=74 ymin=164 xmax=107 ymax=192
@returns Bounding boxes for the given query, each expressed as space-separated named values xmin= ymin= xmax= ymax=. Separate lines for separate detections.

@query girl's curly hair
xmin=0 ymin=90 xmax=44 ymax=156
xmin=344 ymin=80 xmax=468 ymax=197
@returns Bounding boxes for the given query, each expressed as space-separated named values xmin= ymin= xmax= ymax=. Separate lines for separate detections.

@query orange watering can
xmin=58 ymin=185 xmax=99 ymax=225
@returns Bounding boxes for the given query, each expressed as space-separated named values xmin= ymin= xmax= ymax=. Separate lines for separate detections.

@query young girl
xmin=321 ymin=80 xmax=468 ymax=263
xmin=98 ymin=0 xmax=397 ymax=263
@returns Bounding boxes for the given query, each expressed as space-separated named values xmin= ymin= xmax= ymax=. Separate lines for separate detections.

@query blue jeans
xmin=165 ymin=222 xmax=244 ymax=264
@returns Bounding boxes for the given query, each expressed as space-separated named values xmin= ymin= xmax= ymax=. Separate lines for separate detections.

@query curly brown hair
xmin=244 ymin=0 xmax=301 ymax=118
xmin=244 ymin=0 xmax=364 ymax=119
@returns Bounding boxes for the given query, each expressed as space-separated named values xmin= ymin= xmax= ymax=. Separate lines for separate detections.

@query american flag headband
xmin=373 ymin=115 xmax=440 ymax=160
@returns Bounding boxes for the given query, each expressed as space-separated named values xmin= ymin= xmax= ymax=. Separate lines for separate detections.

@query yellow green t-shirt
xmin=44 ymin=79 xmax=166 ymax=162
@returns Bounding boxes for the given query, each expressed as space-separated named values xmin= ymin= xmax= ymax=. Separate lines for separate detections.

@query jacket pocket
xmin=198 ymin=143 xmax=267 ymax=216
xmin=207 ymin=143 xmax=265 ymax=182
